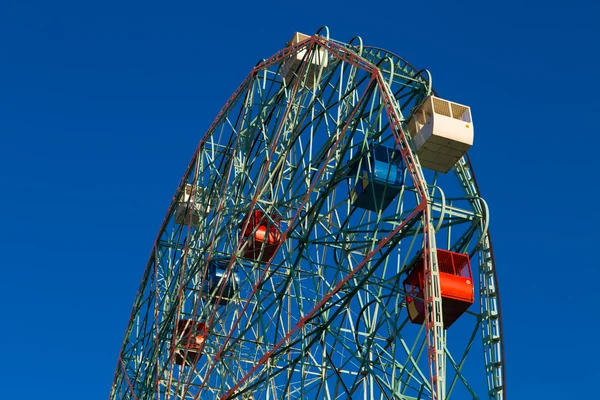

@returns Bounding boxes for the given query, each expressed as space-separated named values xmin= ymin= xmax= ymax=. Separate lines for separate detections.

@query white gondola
xmin=407 ymin=96 xmax=474 ymax=173
xmin=281 ymin=32 xmax=328 ymax=89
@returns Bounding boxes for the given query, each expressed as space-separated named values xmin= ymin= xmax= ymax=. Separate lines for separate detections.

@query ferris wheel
xmin=110 ymin=28 xmax=505 ymax=400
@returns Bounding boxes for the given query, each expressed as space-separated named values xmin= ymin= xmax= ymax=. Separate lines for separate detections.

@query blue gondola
xmin=350 ymin=146 xmax=405 ymax=211
xmin=202 ymin=257 xmax=240 ymax=305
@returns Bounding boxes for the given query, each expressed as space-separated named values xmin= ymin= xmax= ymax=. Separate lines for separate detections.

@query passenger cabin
xmin=281 ymin=32 xmax=328 ymax=89
xmin=174 ymin=184 xmax=208 ymax=226
xmin=351 ymin=146 xmax=405 ymax=212
xmin=403 ymin=249 xmax=474 ymax=328
xmin=173 ymin=319 xmax=207 ymax=366
xmin=202 ymin=257 xmax=239 ymax=305
xmin=406 ymin=96 xmax=474 ymax=173
xmin=241 ymin=210 xmax=282 ymax=263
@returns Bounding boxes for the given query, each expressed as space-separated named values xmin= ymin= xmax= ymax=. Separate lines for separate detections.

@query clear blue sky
xmin=1 ymin=0 xmax=597 ymax=398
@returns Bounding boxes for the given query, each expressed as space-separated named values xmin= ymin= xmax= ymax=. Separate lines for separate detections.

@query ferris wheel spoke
xmin=221 ymin=210 xmax=419 ymax=398
xmin=444 ymin=319 xmax=481 ymax=399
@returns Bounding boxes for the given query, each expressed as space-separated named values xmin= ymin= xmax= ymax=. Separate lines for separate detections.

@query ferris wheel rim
xmin=361 ymin=41 xmax=506 ymax=399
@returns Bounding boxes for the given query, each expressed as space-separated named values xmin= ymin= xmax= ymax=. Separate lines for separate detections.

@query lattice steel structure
xmin=109 ymin=28 xmax=505 ymax=400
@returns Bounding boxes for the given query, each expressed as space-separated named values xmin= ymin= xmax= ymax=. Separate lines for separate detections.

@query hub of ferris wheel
xmin=110 ymin=29 xmax=505 ymax=400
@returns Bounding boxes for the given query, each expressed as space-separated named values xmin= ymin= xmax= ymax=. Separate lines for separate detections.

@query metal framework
xmin=110 ymin=28 xmax=505 ymax=400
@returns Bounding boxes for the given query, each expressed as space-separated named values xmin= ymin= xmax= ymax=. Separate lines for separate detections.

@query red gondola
xmin=241 ymin=210 xmax=282 ymax=263
xmin=172 ymin=319 xmax=207 ymax=366
xmin=403 ymin=249 xmax=474 ymax=328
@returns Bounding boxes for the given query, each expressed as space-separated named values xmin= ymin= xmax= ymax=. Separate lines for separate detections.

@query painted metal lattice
xmin=110 ymin=28 xmax=505 ymax=400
